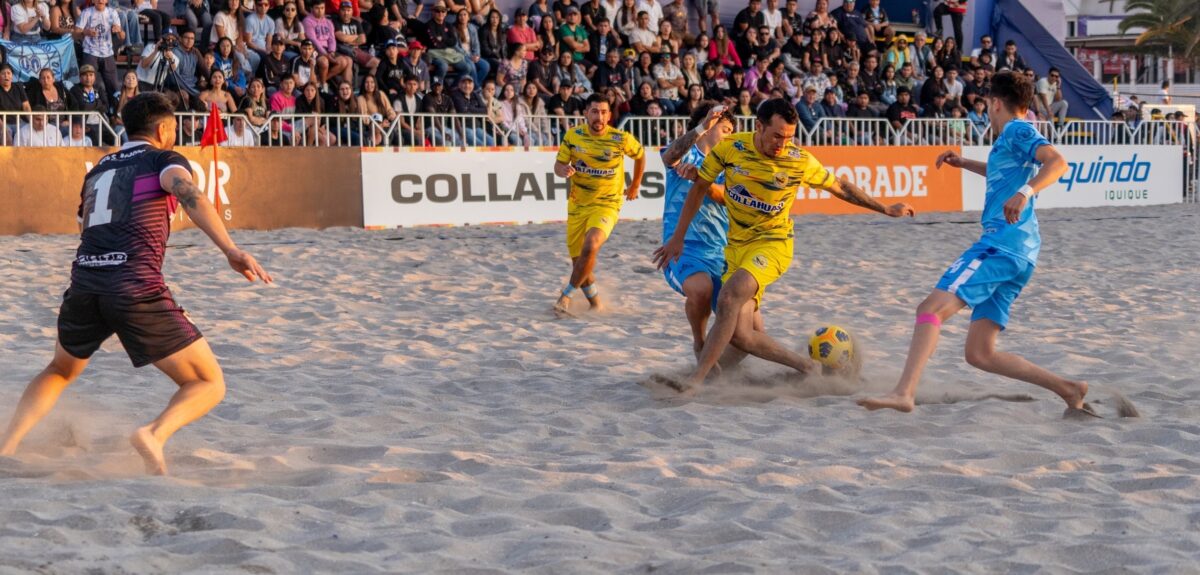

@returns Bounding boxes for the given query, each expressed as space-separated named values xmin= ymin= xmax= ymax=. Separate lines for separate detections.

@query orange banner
xmin=792 ymin=146 xmax=963 ymax=215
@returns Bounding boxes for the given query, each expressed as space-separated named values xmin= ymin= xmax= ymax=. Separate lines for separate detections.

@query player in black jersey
xmin=0 ymin=93 xmax=273 ymax=476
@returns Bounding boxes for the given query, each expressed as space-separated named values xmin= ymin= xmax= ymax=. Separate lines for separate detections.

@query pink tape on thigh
xmin=916 ymin=313 xmax=942 ymax=327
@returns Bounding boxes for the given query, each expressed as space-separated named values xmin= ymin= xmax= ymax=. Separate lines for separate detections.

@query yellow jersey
xmin=698 ymin=132 xmax=836 ymax=245
xmin=555 ymin=124 xmax=645 ymax=210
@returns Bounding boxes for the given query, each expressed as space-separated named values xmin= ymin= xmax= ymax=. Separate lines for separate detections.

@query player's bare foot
xmin=131 ymin=426 xmax=167 ymax=476
xmin=553 ymin=295 xmax=575 ymax=318
xmin=857 ymin=393 xmax=916 ymax=413
xmin=1060 ymin=380 xmax=1088 ymax=411
xmin=586 ymin=295 xmax=605 ymax=313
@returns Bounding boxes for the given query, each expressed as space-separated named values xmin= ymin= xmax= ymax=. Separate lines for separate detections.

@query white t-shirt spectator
xmin=212 ymin=11 xmax=240 ymax=46
xmin=222 ymin=123 xmax=259 ymax=146
xmin=17 ymin=122 xmax=65 ymax=146
xmin=761 ymin=7 xmax=782 ymax=38
xmin=79 ymin=7 xmax=123 ymax=58
xmin=1035 ymin=77 xmax=1057 ymax=104
xmin=634 ymin=0 xmax=662 ymax=32
xmin=628 ymin=28 xmax=657 ymax=52
xmin=66 ymin=132 xmax=94 ymax=146
xmin=653 ymin=63 xmax=682 ymax=100
xmin=11 ymin=3 xmax=51 ymax=40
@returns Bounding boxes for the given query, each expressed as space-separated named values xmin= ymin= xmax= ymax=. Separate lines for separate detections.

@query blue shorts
xmin=935 ymin=243 xmax=1035 ymax=330
xmin=663 ymin=252 xmax=725 ymax=311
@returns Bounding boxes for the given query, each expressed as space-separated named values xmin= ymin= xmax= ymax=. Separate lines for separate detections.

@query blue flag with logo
xmin=0 ymin=37 xmax=80 ymax=85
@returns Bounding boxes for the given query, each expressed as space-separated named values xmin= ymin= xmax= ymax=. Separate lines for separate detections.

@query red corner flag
xmin=199 ymin=102 xmax=228 ymax=211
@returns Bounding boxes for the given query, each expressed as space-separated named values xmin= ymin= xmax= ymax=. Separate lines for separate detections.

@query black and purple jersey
xmin=71 ymin=142 xmax=192 ymax=298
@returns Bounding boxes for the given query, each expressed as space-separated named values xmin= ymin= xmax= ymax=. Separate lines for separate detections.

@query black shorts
xmin=57 ymin=288 xmax=204 ymax=368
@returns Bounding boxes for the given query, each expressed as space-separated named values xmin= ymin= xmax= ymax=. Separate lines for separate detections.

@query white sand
xmin=1 ymin=204 xmax=1198 ymax=573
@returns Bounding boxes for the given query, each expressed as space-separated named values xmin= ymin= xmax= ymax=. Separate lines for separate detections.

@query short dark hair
xmin=0 ymin=63 xmax=12 ymax=74
xmin=989 ymin=70 xmax=1034 ymax=113
xmin=756 ymin=97 xmax=798 ymax=127
xmin=686 ymin=100 xmax=734 ymax=131
xmin=585 ymin=93 xmax=608 ymax=109
xmin=123 ymin=92 xmax=177 ymax=138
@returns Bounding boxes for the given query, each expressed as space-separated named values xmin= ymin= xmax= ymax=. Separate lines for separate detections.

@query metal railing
xmin=0 ymin=112 xmax=121 ymax=147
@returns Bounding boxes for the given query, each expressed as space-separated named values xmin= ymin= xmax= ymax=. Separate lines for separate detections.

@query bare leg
xmin=131 ymin=338 xmax=226 ymax=476
xmin=963 ymin=318 xmax=1088 ymax=410
xmin=316 ymin=56 xmax=330 ymax=86
xmin=681 ymin=272 xmax=715 ymax=359
xmin=0 ymin=344 xmax=88 ymax=455
xmin=859 ymin=289 xmax=965 ymax=412
xmin=556 ymin=228 xmax=608 ymax=313
xmin=727 ymin=290 xmax=815 ymax=375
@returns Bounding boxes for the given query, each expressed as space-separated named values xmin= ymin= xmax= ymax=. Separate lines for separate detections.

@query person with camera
xmin=138 ymin=27 xmax=181 ymax=90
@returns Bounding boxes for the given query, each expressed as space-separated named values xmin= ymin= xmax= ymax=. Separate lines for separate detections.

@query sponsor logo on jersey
xmin=752 ymin=254 xmax=769 ymax=269
xmin=729 ymin=165 xmax=750 ymax=176
xmin=572 ymin=160 xmax=617 ymax=177
xmin=727 ymin=185 xmax=786 ymax=214
xmin=787 ymin=148 xmax=802 ymax=159
xmin=76 ymin=252 xmax=128 ymax=267
xmin=772 ymin=172 xmax=789 ymax=187
xmin=733 ymin=140 xmax=747 ymax=152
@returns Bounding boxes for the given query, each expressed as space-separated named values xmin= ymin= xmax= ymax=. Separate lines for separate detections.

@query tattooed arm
xmin=824 ymin=175 xmax=917 ymax=218
xmin=661 ymin=104 xmax=730 ymax=167
xmin=161 ymin=165 xmax=273 ymax=283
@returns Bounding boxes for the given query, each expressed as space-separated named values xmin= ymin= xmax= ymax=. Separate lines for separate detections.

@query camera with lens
xmin=158 ymin=36 xmax=178 ymax=50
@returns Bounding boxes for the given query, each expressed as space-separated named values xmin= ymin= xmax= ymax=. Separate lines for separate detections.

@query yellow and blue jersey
xmin=698 ymin=133 xmax=836 ymax=245
xmin=555 ymin=124 xmax=645 ymax=210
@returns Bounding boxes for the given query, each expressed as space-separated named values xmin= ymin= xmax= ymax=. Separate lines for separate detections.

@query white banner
xmin=362 ymin=149 xmax=667 ymax=228
xmin=961 ymin=145 xmax=1184 ymax=209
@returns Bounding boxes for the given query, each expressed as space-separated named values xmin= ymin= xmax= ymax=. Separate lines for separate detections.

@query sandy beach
xmin=0 ymin=204 xmax=1198 ymax=573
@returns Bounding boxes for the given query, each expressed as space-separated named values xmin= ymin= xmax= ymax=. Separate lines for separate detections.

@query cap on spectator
xmin=163 ymin=26 xmax=178 ymax=37
xmin=272 ymin=33 xmax=284 ymax=43
xmin=515 ymin=7 xmax=526 ymax=16
xmin=408 ymin=40 xmax=425 ymax=50
xmin=459 ymin=75 xmax=474 ymax=85
xmin=804 ymin=85 xmax=817 ymax=93
xmin=339 ymin=0 xmax=351 ymax=7
xmin=79 ymin=64 xmax=96 ymax=74
xmin=566 ymin=5 xmax=580 ymax=14
xmin=301 ymin=38 xmax=316 ymax=46
xmin=623 ymin=48 xmax=637 ymax=59
xmin=432 ymin=3 xmax=447 ymax=12
xmin=431 ymin=76 xmax=443 ymax=86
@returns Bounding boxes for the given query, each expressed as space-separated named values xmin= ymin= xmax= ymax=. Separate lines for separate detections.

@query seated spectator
xmin=700 ymin=61 xmax=728 ymax=101
xmin=449 ymin=76 xmax=493 ymax=146
xmin=819 ymin=88 xmax=844 ymax=118
xmin=518 ymin=80 xmax=552 ymax=144
xmin=547 ymin=80 xmax=585 ymax=117
xmin=110 ymin=70 xmax=141 ymax=136
xmin=831 ymin=0 xmax=870 ymax=51
xmin=795 ymin=85 xmax=824 ymax=130
xmin=452 ymin=7 xmax=489 ymax=85
xmin=921 ymin=90 xmax=949 ymax=118
xmin=969 ymin=35 xmax=994 ymax=67
xmin=16 ymin=107 xmax=64 ymax=147
xmin=401 ymin=41 xmax=432 ymax=91
xmin=241 ymin=78 xmax=270 ymax=130
xmin=845 ymin=91 xmax=875 ymax=117
xmin=275 ymin=1 xmax=307 ymax=57
xmin=733 ymin=0 xmax=764 ymax=40
xmin=507 ymin=9 xmax=542 ymax=60
xmin=588 ymin=18 xmax=622 ymax=70
xmin=261 ymin=34 xmax=295 ymax=92
xmin=66 ymin=120 xmax=94 ymax=146
xmin=331 ymin=81 xmax=364 ymax=144
xmin=628 ymin=11 xmax=658 ymax=53
xmin=480 ymin=9 xmax=509 ymax=77
xmin=651 ymin=51 xmax=683 ymax=113
xmin=943 ymin=66 xmax=963 ymax=108
xmin=709 ymin=25 xmax=742 ymax=69
xmin=677 ymin=84 xmax=705 ymax=117
xmin=553 ymin=50 xmax=593 ymax=96
xmin=1035 ymin=67 xmax=1068 ymax=124
xmin=213 ymin=37 xmax=251 ymax=100
xmin=246 ymin=0 xmax=278 ymax=66
xmin=27 ymin=68 xmax=68 ymax=113
xmin=200 ymin=69 xmax=239 ymax=113
xmin=732 ymin=88 xmax=754 ymax=116
xmin=967 ymin=96 xmax=988 ymax=137
xmin=172 ymin=29 xmax=205 ymax=98
xmin=356 ymin=74 xmax=395 ymax=144
xmin=920 ymin=65 xmax=945 ymax=108
xmin=393 ymin=74 xmax=426 ymax=145
xmin=335 ymin=1 xmax=379 ymax=79
xmin=67 ymin=65 xmax=109 ymax=143
xmin=997 ymin=40 xmax=1026 ymax=71
xmin=269 ymin=74 xmax=298 ymax=113
xmin=224 ymin=115 xmax=260 ymax=146
xmin=419 ymin=76 xmax=458 ymax=146
xmin=628 ymin=81 xmax=660 ymax=115
xmin=304 ymin=1 xmax=352 ymax=88
xmin=593 ymin=48 xmax=629 ymax=95
xmin=537 ymin=14 xmax=560 ymax=54
xmin=375 ymin=39 xmax=407 ymax=98
xmin=559 ymin=7 xmax=590 ymax=61
xmin=885 ymin=85 xmax=917 ymax=130
xmin=528 ymin=46 xmax=558 ymax=98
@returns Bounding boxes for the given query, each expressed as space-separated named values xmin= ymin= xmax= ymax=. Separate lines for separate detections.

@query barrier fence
xmin=1 ymin=110 xmax=1194 ymax=202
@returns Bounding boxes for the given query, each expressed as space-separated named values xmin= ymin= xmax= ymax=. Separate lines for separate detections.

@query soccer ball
xmin=808 ymin=325 xmax=855 ymax=370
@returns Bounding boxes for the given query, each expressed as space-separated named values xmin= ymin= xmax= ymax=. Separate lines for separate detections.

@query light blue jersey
xmin=979 ymin=120 xmax=1051 ymax=264
xmin=661 ymin=145 xmax=728 ymax=263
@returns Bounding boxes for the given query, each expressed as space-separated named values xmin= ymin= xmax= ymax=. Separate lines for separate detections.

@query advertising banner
xmin=361 ymin=145 xmax=965 ymax=228
xmin=961 ymin=145 xmax=1184 ymax=209
xmin=0 ymin=147 xmax=363 ymax=236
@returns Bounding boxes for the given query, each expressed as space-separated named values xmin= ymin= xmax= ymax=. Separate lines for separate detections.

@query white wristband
xmin=691 ymin=124 xmax=706 ymax=137
xmin=1017 ymin=185 xmax=1034 ymax=199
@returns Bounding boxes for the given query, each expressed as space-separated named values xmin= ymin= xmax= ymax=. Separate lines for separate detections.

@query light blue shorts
xmin=664 ymin=251 xmax=725 ymax=312
xmin=935 ymin=243 xmax=1035 ymax=330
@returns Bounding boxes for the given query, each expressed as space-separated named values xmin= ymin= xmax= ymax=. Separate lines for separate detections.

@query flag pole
xmin=211 ymin=102 xmax=221 ymax=214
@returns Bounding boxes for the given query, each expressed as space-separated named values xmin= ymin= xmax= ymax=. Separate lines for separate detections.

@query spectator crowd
xmin=0 ymin=0 xmax=1196 ymax=146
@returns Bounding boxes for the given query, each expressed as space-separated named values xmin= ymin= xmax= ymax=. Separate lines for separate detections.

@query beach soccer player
xmin=659 ymin=102 xmax=740 ymax=358
xmin=654 ymin=98 xmax=915 ymax=394
xmin=0 ymin=93 xmax=273 ymax=475
xmin=553 ymin=93 xmax=647 ymax=316
xmin=857 ymin=71 xmax=1086 ymax=415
